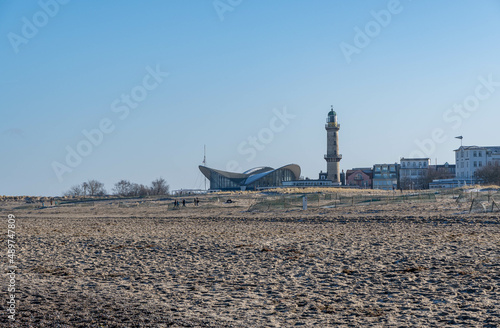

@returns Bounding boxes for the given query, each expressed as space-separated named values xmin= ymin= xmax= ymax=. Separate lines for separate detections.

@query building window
xmin=473 ymin=151 xmax=477 ymax=157
xmin=461 ymin=162 xmax=464 ymax=168
xmin=478 ymin=151 xmax=482 ymax=157
xmin=479 ymin=161 xmax=482 ymax=167
xmin=474 ymin=161 xmax=477 ymax=167
xmin=461 ymin=151 xmax=464 ymax=158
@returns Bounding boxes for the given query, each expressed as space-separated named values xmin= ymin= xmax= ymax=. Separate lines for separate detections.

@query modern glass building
xmin=199 ymin=164 xmax=301 ymax=191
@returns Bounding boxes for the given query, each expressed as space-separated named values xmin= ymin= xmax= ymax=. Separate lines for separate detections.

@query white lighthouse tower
xmin=325 ymin=106 xmax=342 ymax=184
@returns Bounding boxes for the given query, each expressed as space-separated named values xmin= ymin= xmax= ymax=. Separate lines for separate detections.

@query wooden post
xmin=492 ymin=200 xmax=500 ymax=212
xmin=469 ymin=199 xmax=475 ymax=214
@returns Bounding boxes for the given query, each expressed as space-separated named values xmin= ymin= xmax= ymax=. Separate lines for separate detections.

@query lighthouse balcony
xmin=325 ymin=123 xmax=340 ymax=129
xmin=324 ymin=154 xmax=342 ymax=160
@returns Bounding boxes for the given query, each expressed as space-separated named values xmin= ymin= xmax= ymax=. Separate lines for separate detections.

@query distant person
xmin=182 ymin=199 xmax=186 ymax=207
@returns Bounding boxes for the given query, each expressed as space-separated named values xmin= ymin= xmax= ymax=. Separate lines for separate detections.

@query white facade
xmin=455 ymin=146 xmax=500 ymax=182
xmin=399 ymin=158 xmax=431 ymax=189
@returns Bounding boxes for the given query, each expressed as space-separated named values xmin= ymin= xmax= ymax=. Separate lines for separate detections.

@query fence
xmin=247 ymin=192 xmax=437 ymax=211
xmin=454 ymin=189 xmax=500 ymax=213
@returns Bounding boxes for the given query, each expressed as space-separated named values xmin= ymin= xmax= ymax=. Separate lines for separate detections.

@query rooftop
xmin=454 ymin=146 xmax=500 ymax=152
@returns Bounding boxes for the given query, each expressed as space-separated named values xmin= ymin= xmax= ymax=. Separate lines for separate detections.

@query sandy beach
xmin=1 ymin=193 xmax=499 ymax=327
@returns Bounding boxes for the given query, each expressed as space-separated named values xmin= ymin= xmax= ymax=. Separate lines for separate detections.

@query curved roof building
xmin=199 ymin=164 xmax=301 ymax=191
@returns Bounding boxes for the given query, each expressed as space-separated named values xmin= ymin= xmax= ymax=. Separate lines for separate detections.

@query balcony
xmin=325 ymin=154 xmax=342 ymax=161
xmin=325 ymin=123 xmax=340 ymax=129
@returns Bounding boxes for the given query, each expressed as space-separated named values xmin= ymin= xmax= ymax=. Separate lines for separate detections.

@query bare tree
xmin=400 ymin=177 xmax=412 ymax=190
xmin=150 ymin=177 xmax=169 ymax=195
xmin=63 ymin=185 xmax=83 ymax=197
xmin=113 ymin=180 xmax=133 ymax=196
xmin=425 ymin=167 xmax=455 ymax=187
xmin=131 ymin=183 xmax=150 ymax=197
xmin=86 ymin=180 xmax=106 ymax=196
xmin=475 ymin=163 xmax=500 ymax=185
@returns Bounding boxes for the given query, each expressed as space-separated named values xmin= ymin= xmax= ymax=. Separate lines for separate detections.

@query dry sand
xmin=1 ymin=195 xmax=499 ymax=327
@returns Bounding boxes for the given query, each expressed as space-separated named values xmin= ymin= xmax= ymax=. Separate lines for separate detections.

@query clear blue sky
xmin=1 ymin=0 xmax=500 ymax=196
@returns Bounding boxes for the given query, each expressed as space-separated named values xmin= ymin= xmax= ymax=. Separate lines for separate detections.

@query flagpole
xmin=203 ymin=145 xmax=207 ymax=191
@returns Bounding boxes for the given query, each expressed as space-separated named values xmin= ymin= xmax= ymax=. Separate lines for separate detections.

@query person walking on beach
xmin=182 ymin=199 xmax=186 ymax=207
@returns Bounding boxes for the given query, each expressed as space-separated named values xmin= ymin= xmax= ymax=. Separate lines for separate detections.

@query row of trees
xmin=64 ymin=180 xmax=107 ymax=197
xmin=112 ymin=178 xmax=169 ymax=196
xmin=64 ymin=178 xmax=169 ymax=197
